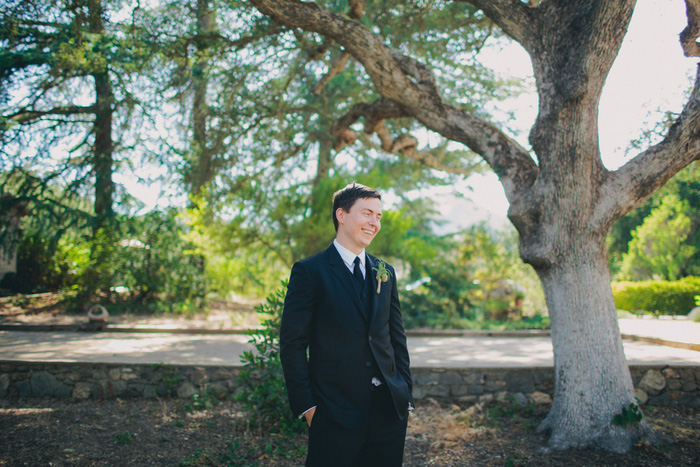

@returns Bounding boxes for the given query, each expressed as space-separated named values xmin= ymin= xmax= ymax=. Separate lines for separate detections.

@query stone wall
xmin=0 ymin=361 xmax=698 ymax=408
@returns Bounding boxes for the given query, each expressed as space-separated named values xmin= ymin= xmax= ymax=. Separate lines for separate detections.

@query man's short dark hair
xmin=331 ymin=182 xmax=381 ymax=232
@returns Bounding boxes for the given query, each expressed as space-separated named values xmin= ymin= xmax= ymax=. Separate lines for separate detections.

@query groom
xmin=280 ymin=182 xmax=413 ymax=467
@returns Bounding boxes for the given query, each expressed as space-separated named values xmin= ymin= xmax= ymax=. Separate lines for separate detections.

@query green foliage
xmin=186 ymin=390 xmax=220 ymax=413
xmin=0 ymin=230 xmax=68 ymax=293
xmin=65 ymin=210 xmax=207 ymax=315
xmin=402 ymin=260 xmax=477 ymax=329
xmin=114 ymin=432 xmax=136 ymax=445
xmin=236 ymin=281 xmax=305 ymax=435
xmin=619 ymin=194 xmax=695 ymax=281
xmin=609 ymin=163 xmax=700 ymax=279
xmin=612 ymin=403 xmax=643 ymax=426
xmin=401 ymin=223 xmax=547 ymax=329
xmin=612 ymin=277 xmax=700 ymax=315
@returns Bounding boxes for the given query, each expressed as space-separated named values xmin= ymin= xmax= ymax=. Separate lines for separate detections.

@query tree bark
xmin=249 ymin=0 xmax=700 ymax=452
xmin=88 ymin=0 xmax=115 ymax=227
xmin=189 ymin=0 xmax=217 ymax=198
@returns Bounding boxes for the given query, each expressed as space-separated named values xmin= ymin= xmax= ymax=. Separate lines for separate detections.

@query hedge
xmin=612 ymin=277 xmax=700 ymax=315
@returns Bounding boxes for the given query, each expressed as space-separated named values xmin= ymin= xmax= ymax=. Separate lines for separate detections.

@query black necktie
xmin=353 ymin=256 xmax=364 ymax=290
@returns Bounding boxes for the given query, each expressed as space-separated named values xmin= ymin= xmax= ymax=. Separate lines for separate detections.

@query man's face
xmin=335 ymin=197 xmax=382 ymax=254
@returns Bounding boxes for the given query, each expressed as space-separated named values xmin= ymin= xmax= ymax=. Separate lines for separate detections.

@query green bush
xmin=237 ymin=281 xmax=305 ymax=435
xmin=0 ymin=231 xmax=68 ymax=294
xmin=612 ymin=277 xmax=700 ymax=315
xmin=67 ymin=210 xmax=207 ymax=315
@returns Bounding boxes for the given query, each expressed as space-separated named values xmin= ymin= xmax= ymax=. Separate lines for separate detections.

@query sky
xmin=442 ymin=0 xmax=698 ymax=231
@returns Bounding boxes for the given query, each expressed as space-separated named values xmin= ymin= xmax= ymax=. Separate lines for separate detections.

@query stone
xmin=427 ymin=384 xmax=449 ymax=398
xmin=485 ymin=380 xmax=507 ymax=392
xmin=17 ymin=380 xmax=32 ymax=397
xmin=638 ymin=370 xmax=666 ymax=396
xmin=468 ymin=386 xmax=484 ymax=395
xmin=495 ymin=391 xmax=508 ymax=403
xmin=177 ymin=382 xmax=197 ymax=399
xmin=634 ymin=388 xmax=648 ymax=405
xmin=529 ymin=391 xmax=552 ymax=405
xmin=31 ymin=371 xmax=59 ymax=397
xmin=457 ymin=395 xmax=478 ymax=404
xmin=450 ymin=385 xmax=469 ymax=397
xmin=109 ymin=368 xmax=121 ymax=380
xmin=72 ymin=382 xmax=92 ymax=400
xmin=682 ymin=381 xmax=697 ymax=392
xmin=0 ymin=374 xmax=9 ymax=393
xmin=414 ymin=372 xmax=440 ymax=385
xmin=209 ymin=382 xmax=228 ymax=399
xmin=465 ymin=373 xmax=484 ymax=385
xmin=191 ymin=368 xmax=208 ymax=386
xmin=142 ymin=385 xmax=156 ymax=398
xmin=513 ymin=392 xmax=529 ymax=406
xmin=667 ymin=379 xmax=682 ymax=391
xmin=479 ymin=393 xmax=494 ymax=404
xmin=439 ymin=372 xmax=462 ymax=385
xmin=505 ymin=373 xmax=535 ymax=393
xmin=661 ymin=368 xmax=679 ymax=379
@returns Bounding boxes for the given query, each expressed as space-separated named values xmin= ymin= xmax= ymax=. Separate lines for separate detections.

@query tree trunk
xmin=92 ymin=70 xmax=114 ymax=225
xmin=533 ymin=238 xmax=656 ymax=452
xmin=189 ymin=0 xmax=217 ymax=198
xmin=89 ymin=0 xmax=114 ymax=228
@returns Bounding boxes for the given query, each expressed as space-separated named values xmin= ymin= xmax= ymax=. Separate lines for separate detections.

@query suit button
xmin=365 ymin=361 xmax=372 ymax=367
xmin=368 ymin=336 xmax=373 ymax=342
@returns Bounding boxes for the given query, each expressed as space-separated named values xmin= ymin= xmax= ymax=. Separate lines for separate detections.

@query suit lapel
xmin=366 ymin=254 xmax=379 ymax=324
xmin=327 ymin=245 xmax=363 ymax=313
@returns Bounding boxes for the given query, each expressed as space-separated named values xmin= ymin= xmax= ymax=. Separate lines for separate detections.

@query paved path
xmin=0 ymin=317 xmax=698 ymax=368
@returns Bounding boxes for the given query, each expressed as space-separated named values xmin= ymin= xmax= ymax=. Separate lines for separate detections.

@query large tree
xmin=249 ymin=0 xmax=700 ymax=453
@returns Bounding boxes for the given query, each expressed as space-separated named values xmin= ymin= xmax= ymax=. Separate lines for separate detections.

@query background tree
xmin=249 ymin=0 xmax=700 ymax=452
xmin=170 ymin=0 xmax=509 ymax=279
xmin=619 ymin=194 xmax=695 ymax=280
xmin=609 ymin=163 xmax=700 ymax=278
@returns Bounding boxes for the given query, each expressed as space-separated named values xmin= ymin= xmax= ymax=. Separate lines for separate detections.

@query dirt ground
xmin=1 ymin=294 xmax=699 ymax=466
xmin=0 ymin=398 xmax=698 ymax=466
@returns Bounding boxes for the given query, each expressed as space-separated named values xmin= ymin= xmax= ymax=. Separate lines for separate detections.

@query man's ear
xmin=335 ymin=207 xmax=346 ymax=225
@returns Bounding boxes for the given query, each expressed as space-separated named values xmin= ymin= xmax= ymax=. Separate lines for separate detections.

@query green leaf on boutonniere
xmin=372 ymin=260 xmax=392 ymax=294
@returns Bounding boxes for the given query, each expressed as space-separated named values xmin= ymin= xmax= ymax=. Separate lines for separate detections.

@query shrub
xmin=68 ymin=210 xmax=207 ymax=315
xmin=612 ymin=277 xmax=700 ymax=315
xmin=237 ymin=281 xmax=304 ymax=435
xmin=0 ymin=231 xmax=69 ymax=294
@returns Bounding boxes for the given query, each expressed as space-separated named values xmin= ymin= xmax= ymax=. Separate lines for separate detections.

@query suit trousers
xmin=305 ymin=383 xmax=408 ymax=467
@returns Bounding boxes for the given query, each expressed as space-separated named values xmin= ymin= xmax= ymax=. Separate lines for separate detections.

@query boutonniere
xmin=372 ymin=260 xmax=392 ymax=294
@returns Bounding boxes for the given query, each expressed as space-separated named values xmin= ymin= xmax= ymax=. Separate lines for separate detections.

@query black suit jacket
xmin=280 ymin=244 xmax=413 ymax=429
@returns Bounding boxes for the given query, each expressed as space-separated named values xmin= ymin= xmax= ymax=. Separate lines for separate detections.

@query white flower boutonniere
xmin=372 ymin=260 xmax=392 ymax=294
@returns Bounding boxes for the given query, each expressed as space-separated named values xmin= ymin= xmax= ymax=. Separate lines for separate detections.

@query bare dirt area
xmin=1 ymin=398 xmax=698 ymax=467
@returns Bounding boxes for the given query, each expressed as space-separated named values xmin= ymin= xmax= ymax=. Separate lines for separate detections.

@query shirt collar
xmin=333 ymin=239 xmax=365 ymax=270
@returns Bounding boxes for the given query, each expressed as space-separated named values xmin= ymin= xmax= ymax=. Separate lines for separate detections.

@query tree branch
xmin=681 ymin=0 xmax=700 ymax=57
xmin=250 ymin=0 xmax=537 ymax=197
xmin=6 ymin=105 xmax=97 ymax=124
xmin=313 ymin=50 xmax=351 ymax=95
xmin=458 ymin=0 xmax=535 ymax=45
xmin=598 ymin=64 xmax=700 ymax=228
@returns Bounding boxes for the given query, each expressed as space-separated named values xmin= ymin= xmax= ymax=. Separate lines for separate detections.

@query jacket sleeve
xmin=388 ymin=264 xmax=413 ymax=399
xmin=279 ymin=261 xmax=316 ymax=418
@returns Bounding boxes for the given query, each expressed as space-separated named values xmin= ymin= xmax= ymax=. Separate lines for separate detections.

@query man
xmin=280 ymin=182 xmax=413 ymax=467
